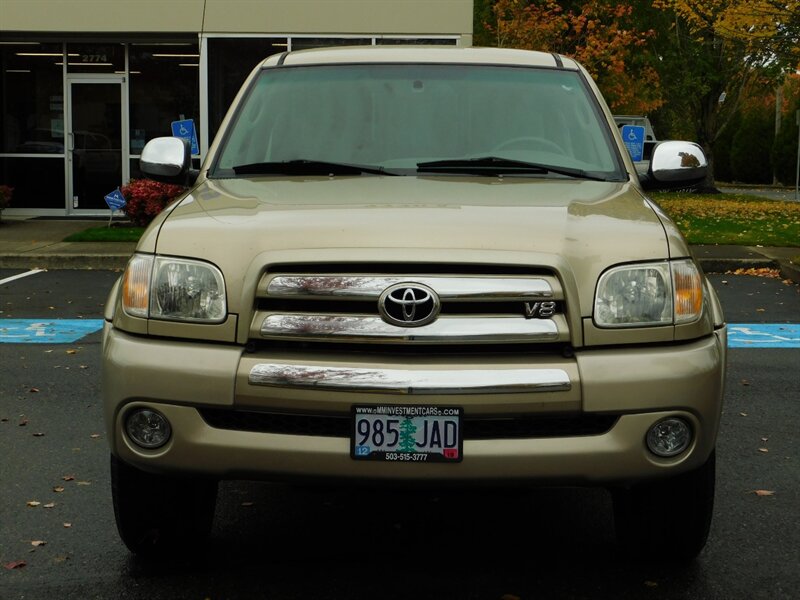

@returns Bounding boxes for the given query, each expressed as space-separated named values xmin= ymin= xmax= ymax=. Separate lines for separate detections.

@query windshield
xmin=213 ymin=64 xmax=625 ymax=179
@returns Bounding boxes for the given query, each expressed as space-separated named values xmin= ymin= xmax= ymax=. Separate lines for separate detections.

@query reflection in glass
xmin=66 ymin=43 xmax=124 ymax=73
xmin=207 ymin=38 xmax=288 ymax=142
xmin=0 ymin=156 xmax=66 ymax=208
xmin=0 ymin=42 xmax=64 ymax=154
xmin=129 ymin=42 xmax=200 ymax=155
xmin=70 ymin=83 xmax=121 ymax=210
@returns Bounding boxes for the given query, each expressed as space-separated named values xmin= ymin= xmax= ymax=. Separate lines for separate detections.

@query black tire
xmin=111 ymin=454 xmax=218 ymax=558
xmin=612 ymin=451 xmax=716 ymax=563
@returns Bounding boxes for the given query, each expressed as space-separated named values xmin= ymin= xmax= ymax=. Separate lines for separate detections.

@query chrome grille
xmin=251 ymin=271 xmax=568 ymax=345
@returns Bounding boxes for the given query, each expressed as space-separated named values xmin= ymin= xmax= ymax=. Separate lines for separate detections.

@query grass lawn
xmin=649 ymin=192 xmax=800 ymax=248
xmin=63 ymin=225 xmax=145 ymax=243
xmin=61 ymin=192 xmax=800 ymax=249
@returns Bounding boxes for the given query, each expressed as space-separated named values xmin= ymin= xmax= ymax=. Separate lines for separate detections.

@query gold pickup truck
xmin=102 ymin=46 xmax=726 ymax=562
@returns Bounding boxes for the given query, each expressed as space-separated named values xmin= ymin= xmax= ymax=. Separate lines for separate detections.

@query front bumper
xmin=103 ymin=324 xmax=726 ymax=485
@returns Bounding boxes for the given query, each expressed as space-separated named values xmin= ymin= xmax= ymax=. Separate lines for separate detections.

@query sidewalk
xmin=0 ymin=216 xmax=798 ymax=282
xmin=0 ymin=217 xmax=136 ymax=271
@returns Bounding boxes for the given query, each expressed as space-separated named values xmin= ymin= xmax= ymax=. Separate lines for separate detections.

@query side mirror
xmin=140 ymin=137 xmax=197 ymax=185
xmin=641 ymin=141 xmax=707 ymax=191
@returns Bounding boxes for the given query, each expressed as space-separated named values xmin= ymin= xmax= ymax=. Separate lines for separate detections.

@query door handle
xmin=67 ymin=132 xmax=75 ymax=152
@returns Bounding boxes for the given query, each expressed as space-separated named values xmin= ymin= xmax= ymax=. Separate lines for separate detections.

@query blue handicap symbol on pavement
xmin=0 ymin=319 xmax=104 ymax=344
xmin=727 ymin=324 xmax=800 ymax=348
xmin=171 ymin=118 xmax=199 ymax=155
xmin=621 ymin=125 xmax=646 ymax=162
xmin=104 ymin=187 xmax=126 ymax=211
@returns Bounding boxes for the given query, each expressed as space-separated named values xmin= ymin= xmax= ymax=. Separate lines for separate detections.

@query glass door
xmin=67 ymin=76 xmax=125 ymax=213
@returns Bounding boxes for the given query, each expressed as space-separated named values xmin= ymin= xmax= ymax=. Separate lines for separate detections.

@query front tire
xmin=612 ymin=451 xmax=716 ymax=563
xmin=111 ymin=454 xmax=218 ymax=558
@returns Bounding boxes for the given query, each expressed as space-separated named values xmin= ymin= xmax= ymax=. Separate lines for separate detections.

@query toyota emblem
xmin=378 ymin=283 xmax=440 ymax=327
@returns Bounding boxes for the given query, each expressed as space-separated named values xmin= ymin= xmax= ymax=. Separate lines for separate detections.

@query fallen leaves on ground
xmin=53 ymin=486 xmax=65 ymax=493
xmin=26 ymin=501 xmax=41 ymax=507
xmin=31 ymin=540 xmax=46 ymax=547
xmin=659 ymin=196 xmax=800 ymax=223
xmin=728 ymin=267 xmax=783 ymax=279
xmin=753 ymin=490 xmax=776 ymax=497
xmin=4 ymin=560 xmax=27 ymax=570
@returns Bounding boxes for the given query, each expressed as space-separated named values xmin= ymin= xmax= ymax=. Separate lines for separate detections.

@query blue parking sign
xmin=171 ymin=118 xmax=199 ymax=155
xmin=621 ymin=125 xmax=646 ymax=162
xmin=104 ymin=187 xmax=126 ymax=210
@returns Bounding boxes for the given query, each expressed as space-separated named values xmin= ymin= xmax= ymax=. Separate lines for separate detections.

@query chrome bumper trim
xmin=265 ymin=275 xmax=554 ymax=300
xmin=248 ymin=363 xmax=572 ymax=394
xmin=260 ymin=314 xmax=559 ymax=343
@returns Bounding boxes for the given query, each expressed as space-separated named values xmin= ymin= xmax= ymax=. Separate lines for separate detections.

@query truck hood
xmin=147 ymin=176 xmax=680 ymax=314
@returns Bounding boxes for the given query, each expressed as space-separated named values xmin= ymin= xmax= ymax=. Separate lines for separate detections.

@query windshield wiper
xmin=232 ymin=159 xmax=396 ymax=176
xmin=416 ymin=156 xmax=609 ymax=181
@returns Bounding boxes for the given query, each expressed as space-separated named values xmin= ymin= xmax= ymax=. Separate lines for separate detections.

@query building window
xmin=0 ymin=42 xmax=64 ymax=154
xmin=376 ymin=38 xmax=458 ymax=45
xmin=66 ymin=42 xmax=125 ymax=74
xmin=0 ymin=156 xmax=66 ymax=208
xmin=290 ymin=37 xmax=371 ymax=51
xmin=207 ymin=38 xmax=289 ymax=142
xmin=129 ymin=42 xmax=200 ymax=155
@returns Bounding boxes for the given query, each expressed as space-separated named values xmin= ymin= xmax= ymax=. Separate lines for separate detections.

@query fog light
xmin=646 ymin=418 xmax=692 ymax=457
xmin=125 ymin=409 xmax=171 ymax=449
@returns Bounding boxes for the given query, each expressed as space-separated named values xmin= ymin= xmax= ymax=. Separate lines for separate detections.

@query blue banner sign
xmin=104 ymin=187 xmax=126 ymax=210
xmin=171 ymin=118 xmax=199 ymax=155
xmin=621 ymin=125 xmax=646 ymax=162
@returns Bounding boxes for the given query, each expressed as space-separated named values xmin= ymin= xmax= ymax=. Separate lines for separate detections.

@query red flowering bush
xmin=121 ymin=179 xmax=186 ymax=227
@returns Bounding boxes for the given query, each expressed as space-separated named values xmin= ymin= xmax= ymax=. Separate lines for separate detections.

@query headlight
xmin=122 ymin=254 xmax=227 ymax=323
xmin=594 ymin=259 xmax=702 ymax=328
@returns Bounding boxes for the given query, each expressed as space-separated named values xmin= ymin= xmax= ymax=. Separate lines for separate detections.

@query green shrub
xmin=772 ymin=99 xmax=800 ymax=186
xmin=730 ymin=109 xmax=774 ymax=184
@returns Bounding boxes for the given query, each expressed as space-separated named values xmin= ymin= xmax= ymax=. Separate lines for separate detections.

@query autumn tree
xmin=484 ymin=0 xmax=664 ymax=114
xmin=648 ymin=0 xmax=800 ymax=188
xmin=477 ymin=0 xmax=800 ymax=186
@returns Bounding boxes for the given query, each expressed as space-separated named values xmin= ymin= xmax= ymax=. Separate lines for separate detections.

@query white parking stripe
xmin=0 ymin=268 xmax=47 ymax=286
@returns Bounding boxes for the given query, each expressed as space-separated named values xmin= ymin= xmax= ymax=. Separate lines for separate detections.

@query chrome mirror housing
xmin=643 ymin=141 xmax=707 ymax=190
xmin=140 ymin=137 xmax=191 ymax=180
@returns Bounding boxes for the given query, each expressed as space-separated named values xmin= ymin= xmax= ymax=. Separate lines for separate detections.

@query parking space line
xmin=0 ymin=268 xmax=47 ymax=286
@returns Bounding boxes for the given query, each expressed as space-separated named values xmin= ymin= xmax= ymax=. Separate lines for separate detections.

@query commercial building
xmin=0 ymin=0 xmax=473 ymax=216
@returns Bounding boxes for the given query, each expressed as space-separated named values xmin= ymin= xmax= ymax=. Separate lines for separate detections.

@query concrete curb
xmin=779 ymin=260 xmax=800 ymax=284
xmin=0 ymin=253 xmax=130 ymax=271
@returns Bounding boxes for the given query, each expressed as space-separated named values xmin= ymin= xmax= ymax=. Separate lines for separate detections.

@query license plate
xmin=351 ymin=405 xmax=463 ymax=463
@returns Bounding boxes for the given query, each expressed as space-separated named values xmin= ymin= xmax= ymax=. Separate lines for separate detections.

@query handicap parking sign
xmin=171 ymin=118 xmax=199 ymax=155
xmin=621 ymin=125 xmax=646 ymax=162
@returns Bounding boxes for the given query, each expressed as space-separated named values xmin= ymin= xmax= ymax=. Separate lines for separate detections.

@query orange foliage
xmin=486 ymin=0 xmax=664 ymax=113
